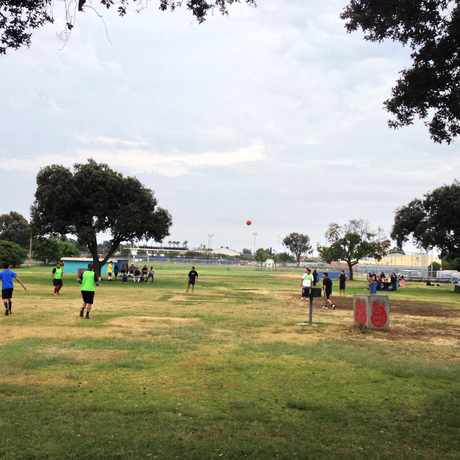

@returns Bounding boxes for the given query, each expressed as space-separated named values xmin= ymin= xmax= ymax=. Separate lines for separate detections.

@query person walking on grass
xmin=339 ymin=270 xmax=347 ymax=296
xmin=52 ymin=261 xmax=64 ymax=295
xmin=0 ymin=263 xmax=26 ymax=316
xmin=79 ymin=264 xmax=98 ymax=319
xmin=322 ymin=272 xmax=336 ymax=309
xmin=147 ymin=266 xmax=155 ymax=283
xmin=301 ymin=267 xmax=314 ymax=299
xmin=187 ymin=266 xmax=199 ymax=293
xmin=312 ymin=269 xmax=319 ymax=286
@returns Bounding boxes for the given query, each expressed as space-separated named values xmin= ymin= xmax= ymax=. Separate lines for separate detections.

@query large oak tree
xmin=31 ymin=159 xmax=172 ymax=273
xmin=282 ymin=233 xmax=312 ymax=266
xmin=342 ymin=0 xmax=460 ymax=143
xmin=318 ymin=220 xmax=391 ymax=280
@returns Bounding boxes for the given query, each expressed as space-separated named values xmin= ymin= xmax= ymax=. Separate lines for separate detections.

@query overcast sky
xmin=0 ymin=0 xmax=458 ymax=252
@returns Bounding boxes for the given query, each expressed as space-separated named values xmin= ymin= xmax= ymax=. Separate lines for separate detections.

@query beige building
xmin=361 ymin=253 xmax=441 ymax=268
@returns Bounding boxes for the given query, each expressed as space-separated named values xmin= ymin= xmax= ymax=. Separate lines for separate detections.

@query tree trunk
xmin=347 ymin=260 xmax=354 ymax=280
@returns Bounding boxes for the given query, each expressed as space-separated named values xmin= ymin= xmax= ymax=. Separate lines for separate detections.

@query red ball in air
xmin=246 ymin=220 xmax=252 ymax=226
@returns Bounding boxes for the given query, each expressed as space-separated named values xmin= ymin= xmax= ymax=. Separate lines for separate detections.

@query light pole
xmin=252 ymin=232 xmax=258 ymax=255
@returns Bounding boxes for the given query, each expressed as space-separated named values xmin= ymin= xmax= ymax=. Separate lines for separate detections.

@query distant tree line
xmin=1 ymin=160 xmax=458 ymax=276
xmin=0 ymin=210 xmax=81 ymax=266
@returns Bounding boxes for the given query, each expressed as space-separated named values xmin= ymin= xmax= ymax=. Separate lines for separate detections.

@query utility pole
xmin=252 ymin=232 xmax=258 ymax=255
xmin=28 ymin=235 xmax=33 ymax=265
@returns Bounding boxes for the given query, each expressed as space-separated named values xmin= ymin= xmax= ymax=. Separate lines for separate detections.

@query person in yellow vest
xmin=78 ymin=264 xmax=99 ymax=319
xmin=52 ymin=262 xmax=64 ymax=295
xmin=107 ymin=261 xmax=113 ymax=281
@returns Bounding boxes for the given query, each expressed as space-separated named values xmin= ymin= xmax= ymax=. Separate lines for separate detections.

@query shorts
xmin=53 ymin=279 xmax=63 ymax=287
xmin=2 ymin=288 xmax=13 ymax=299
xmin=302 ymin=287 xmax=311 ymax=298
xmin=339 ymin=284 xmax=345 ymax=290
xmin=108 ymin=272 xmax=113 ymax=279
xmin=188 ymin=279 xmax=196 ymax=286
xmin=81 ymin=291 xmax=95 ymax=305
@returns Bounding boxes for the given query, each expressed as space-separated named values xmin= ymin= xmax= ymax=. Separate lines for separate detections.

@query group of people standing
xmin=116 ymin=263 xmax=155 ymax=283
xmin=301 ymin=268 xmax=348 ymax=309
xmin=367 ymin=272 xmax=399 ymax=294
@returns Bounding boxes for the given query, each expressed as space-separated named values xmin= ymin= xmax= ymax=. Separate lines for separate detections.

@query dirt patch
xmin=276 ymin=273 xmax=300 ymax=280
xmin=0 ymin=373 xmax=72 ymax=387
xmin=255 ymin=298 xmax=460 ymax=350
xmin=108 ymin=316 xmax=199 ymax=330
xmin=0 ymin=315 xmax=201 ymax=345
xmin=42 ymin=346 xmax=128 ymax=363
xmin=383 ymin=322 xmax=460 ymax=346
xmin=256 ymin=328 xmax=326 ymax=345
xmin=0 ymin=326 xmax=127 ymax=344
xmin=287 ymin=295 xmax=460 ymax=318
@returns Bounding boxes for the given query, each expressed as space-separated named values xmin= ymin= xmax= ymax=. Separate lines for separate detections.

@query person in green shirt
xmin=52 ymin=262 xmax=64 ymax=295
xmin=78 ymin=264 xmax=99 ymax=319
xmin=301 ymin=267 xmax=314 ymax=298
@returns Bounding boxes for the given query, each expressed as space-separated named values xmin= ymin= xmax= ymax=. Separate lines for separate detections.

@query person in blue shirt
xmin=368 ymin=273 xmax=378 ymax=295
xmin=0 ymin=263 xmax=26 ymax=316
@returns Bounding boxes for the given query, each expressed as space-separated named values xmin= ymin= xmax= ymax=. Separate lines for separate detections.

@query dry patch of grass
xmin=108 ymin=315 xmax=199 ymax=330
xmin=0 ymin=372 xmax=72 ymax=387
xmin=0 ymin=325 xmax=126 ymax=344
xmin=41 ymin=346 xmax=128 ymax=363
xmin=253 ymin=297 xmax=460 ymax=355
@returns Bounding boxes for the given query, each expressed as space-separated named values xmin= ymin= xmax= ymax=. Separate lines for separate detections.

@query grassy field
xmin=0 ymin=265 xmax=459 ymax=460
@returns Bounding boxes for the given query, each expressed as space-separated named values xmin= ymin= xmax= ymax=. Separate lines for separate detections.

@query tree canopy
xmin=254 ymin=248 xmax=271 ymax=264
xmin=0 ymin=0 xmax=255 ymax=55
xmin=282 ymin=233 xmax=312 ymax=266
xmin=33 ymin=238 xmax=80 ymax=265
xmin=274 ymin=252 xmax=295 ymax=264
xmin=0 ymin=240 xmax=28 ymax=267
xmin=392 ymin=181 xmax=460 ymax=262
xmin=31 ymin=159 xmax=171 ymax=272
xmin=318 ymin=220 xmax=390 ymax=280
xmin=342 ymin=0 xmax=460 ymax=143
xmin=0 ymin=211 xmax=31 ymax=248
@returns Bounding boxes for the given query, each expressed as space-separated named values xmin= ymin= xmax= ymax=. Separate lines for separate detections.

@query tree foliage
xmin=275 ymin=252 xmax=295 ymax=264
xmin=31 ymin=159 xmax=171 ymax=272
xmin=318 ymin=220 xmax=390 ymax=280
xmin=0 ymin=0 xmax=255 ymax=55
xmin=254 ymin=248 xmax=271 ymax=264
xmin=33 ymin=238 xmax=80 ymax=265
xmin=0 ymin=240 xmax=27 ymax=267
xmin=392 ymin=181 xmax=460 ymax=260
xmin=342 ymin=0 xmax=460 ymax=143
xmin=282 ymin=233 xmax=312 ymax=266
xmin=0 ymin=211 xmax=31 ymax=248
xmin=441 ymin=256 xmax=460 ymax=271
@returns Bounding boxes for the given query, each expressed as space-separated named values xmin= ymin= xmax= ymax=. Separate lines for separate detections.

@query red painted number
xmin=355 ymin=299 xmax=367 ymax=325
xmin=371 ymin=302 xmax=388 ymax=328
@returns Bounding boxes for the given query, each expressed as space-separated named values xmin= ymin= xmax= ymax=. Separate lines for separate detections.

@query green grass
xmin=0 ymin=265 xmax=459 ymax=459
